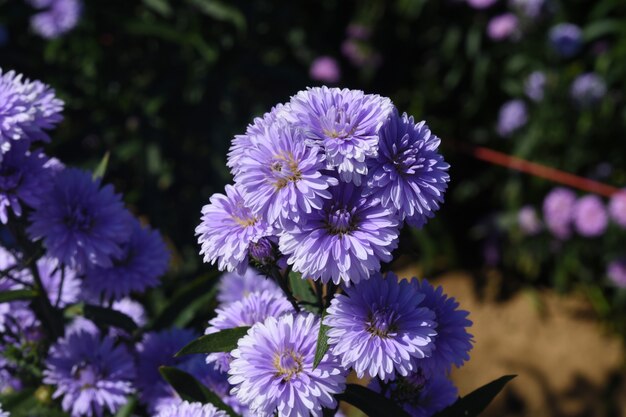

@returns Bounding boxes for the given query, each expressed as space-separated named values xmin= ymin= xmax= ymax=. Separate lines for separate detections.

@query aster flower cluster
xmin=192 ymin=87 xmax=481 ymax=417
xmin=0 ymin=67 xmax=172 ymax=417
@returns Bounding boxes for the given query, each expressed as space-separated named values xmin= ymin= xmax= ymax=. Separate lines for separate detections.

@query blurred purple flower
xmin=487 ymin=14 xmax=519 ymax=41
xmin=156 ymin=401 xmax=228 ymax=417
xmin=607 ymin=260 xmax=626 ymax=288
xmin=497 ymin=100 xmax=528 ymax=137
xmin=346 ymin=23 xmax=371 ymax=40
xmin=216 ymin=267 xmax=281 ymax=305
xmin=30 ymin=0 xmax=82 ymax=39
xmin=309 ymin=56 xmax=341 ymax=83
xmin=608 ymin=189 xmax=626 ymax=228
xmin=467 ymin=0 xmax=498 ymax=9
xmin=549 ymin=23 xmax=582 ymax=58
xmin=509 ymin=0 xmax=546 ymax=18
xmin=524 ymin=71 xmax=547 ymax=102
xmin=518 ymin=205 xmax=542 ymax=235
xmin=543 ymin=187 xmax=576 ymax=239
xmin=570 ymin=73 xmax=607 ymax=108
xmin=572 ymin=195 xmax=608 ymax=237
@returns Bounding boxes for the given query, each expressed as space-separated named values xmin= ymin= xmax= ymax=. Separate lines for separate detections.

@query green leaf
xmin=142 ymin=0 xmax=172 ymax=16
xmin=289 ymin=270 xmax=317 ymax=304
xmin=0 ymin=289 xmax=38 ymax=303
xmin=92 ymin=151 xmax=110 ymax=179
xmin=186 ymin=0 xmax=246 ymax=32
xmin=159 ymin=366 xmax=240 ymax=417
xmin=83 ymin=304 xmax=138 ymax=334
xmin=313 ymin=313 xmax=329 ymax=369
xmin=114 ymin=396 xmax=137 ymax=417
xmin=433 ymin=375 xmax=516 ymax=417
xmin=148 ymin=271 xmax=219 ymax=330
xmin=176 ymin=327 xmax=250 ymax=357
xmin=337 ymin=384 xmax=410 ymax=417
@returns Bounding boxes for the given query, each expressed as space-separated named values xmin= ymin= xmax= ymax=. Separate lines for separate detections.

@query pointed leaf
xmin=114 ymin=396 xmax=137 ymax=417
xmin=159 ymin=366 xmax=240 ymax=417
xmin=176 ymin=327 xmax=250 ymax=357
xmin=313 ymin=313 xmax=329 ymax=368
xmin=289 ymin=270 xmax=317 ymax=305
xmin=83 ymin=304 xmax=138 ymax=334
xmin=0 ymin=289 xmax=38 ymax=303
xmin=92 ymin=152 xmax=110 ymax=179
xmin=337 ymin=384 xmax=410 ymax=417
xmin=433 ymin=375 xmax=516 ymax=417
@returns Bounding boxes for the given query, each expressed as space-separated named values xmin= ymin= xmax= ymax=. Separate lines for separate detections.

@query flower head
xmin=487 ymin=14 xmax=519 ymax=41
xmin=413 ymin=279 xmax=473 ymax=376
xmin=206 ymin=290 xmax=294 ymax=372
xmin=279 ymin=183 xmax=400 ymax=285
xmin=466 ymin=0 xmax=497 ymax=9
xmin=229 ymin=313 xmax=346 ymax=417
xmin=216 ymin=267 xmax=281 ymax=305
xmin=325 ymin=273 xmax=437 ymax=380
xmin=525 ymin=71 xmax=547 ymax=102
xmin=607 ymin=260 xmax=626 ymax=288
xmin=497 ymin=100 xmax=528 ymax=137
xmin=609 ymin=189 xmax=626 ymax=228
xmin=43 ymin=331 xmax=135 ymax=417
xmin=84 ymin=217 xmax=170 ymax=300
xmin=234 ymin=121 xmax=338 ymax=224
xmin=28 ymin=168 xmax=132 ymax=270
xmin=542 ymin=187 xmax=576 ymax=239
xmin=370 ymin=373 xmax=458 ymax=417
xmin=570 ymin=73 xmax=607 ymax=108
xmin=549 ymin=23 xmax=582 ymax=58
xmin=518 ymin=205 xmax=542 ymax=235
xmin=0 ymin=141 xmax=54 ymax=223
xmin=365 ymin=111 xmax=449 ymax=228
xmin=572 ymin=195 xmax=608 ymax=237
xmin=196 ymin=185 xmax=273 ymax=273
xmin=156 ymin=401 xmax=228 ymax=417
xmin=287 ymin=87 xmax=394 ymax=184
xmin=35 ymin=255 xmax=80 ymax=307
xmin=30 ymin=0 xmax=82 ymax=39
xmin=0 ymin=68 xmax=63 ymax=151
xmin=309 ymin=57 xmax=341 ymax=83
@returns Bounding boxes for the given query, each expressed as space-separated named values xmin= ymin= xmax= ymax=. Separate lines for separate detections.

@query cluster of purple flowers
xmin=0 ymin=67 xmax=172 ymax=417
xmin=194 ymin=87 xmax=476 ymax=417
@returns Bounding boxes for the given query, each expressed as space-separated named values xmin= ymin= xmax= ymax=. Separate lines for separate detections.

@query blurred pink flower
xmin=309 ymin=56 xmax=341 ymax=83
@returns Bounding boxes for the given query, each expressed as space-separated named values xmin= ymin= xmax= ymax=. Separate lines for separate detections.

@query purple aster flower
xmin=607 ymin=260 xmax=626 ymax=288
xmin=234 ymin=121 xmax=338 ymax=225
xmin=466 ymin=0 xmax=498 ymax=8
xmin=525 ymin=71 xmax=547 ymax=102
xmin=196 ymin=184 xmax=273 ymax=273
xmin=227 ymin=104 xmax=290 ymax=175
xmin=0 ymin=68 xmax=63 ymax=152
xmin=35 ymin=255 xmax=80 ymax=307
xmin=0 ymin=405 xmax=8 ymax=417
xmin=609 ymin=189 xmax=626 ymax=228
xmin=217 ymin=267 xmax=281 ymax=305
xmin=1 ymin=354 xmax=23 ymax=393
xmin=487 ymin=14 xmax=519 ymax=41
xmin=30 ymin=0 xmax=82 ymax=39
xmin=135 ymin=328 xmax=205 ymax=413
xmin=570 ymin=73 xmax=607 ymax=108
xmin=206 ymin=290 xmax=294 ymax=372
xmin=248 ymin=236 xmax=279 ymax=268
xmin=112 ymin=298 xmax=146 ymax=328
xmin=413 ymin=279 xmax=473 ymax=376
xmin=84 ymin=217 xmax=170 ymax=300
xmin=43 ymin=331 xmax=135 ymax=417
xmin=549 ymin=23 xmax=583 ymax=58
xmin=518 ymin=205 xmax=542 ymax=235
xmin=156 ymin=401 xmax=228 ymax=417
xmin=325 ymin=273 xmax=437 ymax=381
xmin=310 ymin=57 xmax=341 ymax=83
xmin=497 ymin=99 xmax=528 ymax=137
xmin=279 ymin=183 xmax=400 ymax=285
xmin=364 ymin=110 xmax=449 ymax=228
xmin=542 ymin=187 xmax=576 ymax=239
xmin=65 ymin=316 xmax=99 ymax=337
xmin=229 ymin=313 xmax=346 ymax=417
xmin=572 ymin=195 xmax=607 ymax=237
xmin=28 ymin=168 xmax=132 ymax=270
xmin=370 ymin=373 xmax=458 ymax=417
xmin=287 ymin=87 xmax=394 ymax=184
xmin=0 ymin=141 xmax=54 ymax=223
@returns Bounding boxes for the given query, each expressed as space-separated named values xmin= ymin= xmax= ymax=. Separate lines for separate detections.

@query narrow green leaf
xmin=83 ymin=304 xmax=138 ymax=334
xmin=92 ymin=151 xmax=110 ymax=179
xmin=337 ymin=384 xmax=410 ymax=417
xmin=142 ymin=0 xmax=172 ymax=16
xmin=176 ymin=327 xmax=250 ymax=357
xmin=159 ymin=366 xmax=240 ymax=417
xmin=186 ymin=0 xmax=246 ymax=32
xmin=313 ymin=314 xmax=329 ymax=369
xmin=114 ymin=396 xmax=137 ymax=417
xmin=433 ymin=375 xmax=516 ymax=417
xmin=0 ymin=289 xmax=38 ymax=303
xmin=288 ymin=271 xmax=317 ymax=304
